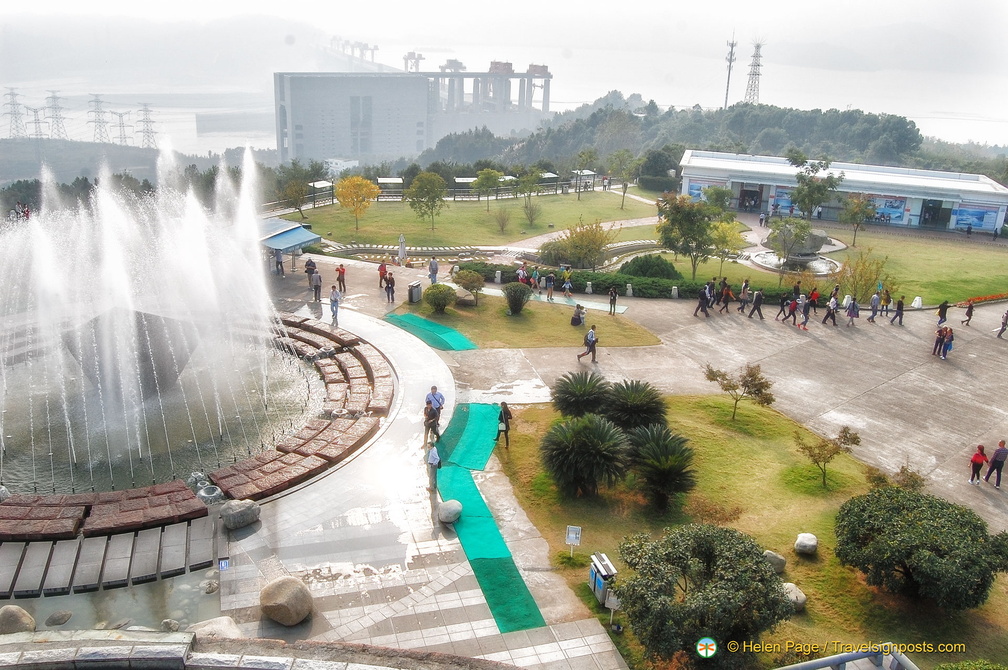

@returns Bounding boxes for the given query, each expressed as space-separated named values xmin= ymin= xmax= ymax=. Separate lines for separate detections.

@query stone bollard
xmin=842 ymin=294 xmax=852 ymax=308
xmin=911 ymin=296 xmax=923 ymax=309
xmin=585 ymin=281 xmax=593 ymax=294
xmin=626 ymin=283 xmax=633 ymax=298
xmin=671 ymin=286 xmax=679 ymax=299
xmin=495 ymin=270 xmax=502 ymax=284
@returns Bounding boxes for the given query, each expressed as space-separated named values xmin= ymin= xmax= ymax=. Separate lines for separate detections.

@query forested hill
xmin=417 ymin=93 xmax=1007 ymax=184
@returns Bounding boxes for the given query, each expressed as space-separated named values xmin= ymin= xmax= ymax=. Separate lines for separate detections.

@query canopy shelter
xmin=377 ymin=177 xmax=404 ymax=201
xmin=309 ymin=180 xmax=334 ymax=207
xmin=259 ymin=217 xmax=321 ymax=272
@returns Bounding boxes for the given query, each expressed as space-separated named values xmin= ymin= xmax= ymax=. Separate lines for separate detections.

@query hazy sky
xmin=3 ymin=0 xmax=1007 ymax=147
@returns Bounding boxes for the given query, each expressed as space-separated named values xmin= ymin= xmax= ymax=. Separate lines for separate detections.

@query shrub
xmin=453 ymin=269 xmax=485 ymax=305
xmin=551 ymin=370 xmax=611 ymax=417
xmin=604 ymin=380 xmax=667 ymax=432
xmin=423 ymin=283 xmax=457 ymax=313
xmin=540 ymin=413 xmax=627 ymax=497
xmin=619 ymin=254 xmax=682 ymax=279
xmin=627 ymin=424 xmax=696 ymax=509
xmin=501 ymin=281 xmax=532 ymax=314
xmin=637 ymin=175 xmax=678 ymax=193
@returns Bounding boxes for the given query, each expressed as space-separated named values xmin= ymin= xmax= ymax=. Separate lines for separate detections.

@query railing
xmin=774 ymin=644 xmax=919 ymax=670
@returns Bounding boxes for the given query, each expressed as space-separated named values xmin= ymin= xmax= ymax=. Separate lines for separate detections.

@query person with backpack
xmin=775 ymin=293 xmax=789 ymax=321
xmin=784 ymin=295 xmax=798 ymax=325
xmin=747 ymin=289 xmax=765 ymax=319
xmin=846 ymin=297 xmax=860 ymax=327
xmin=577 ymin=325 xmax=598 ymax=363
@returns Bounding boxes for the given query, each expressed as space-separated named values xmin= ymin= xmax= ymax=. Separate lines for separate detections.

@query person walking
xmin=274 ymin=248 xmax=285 ymax=276
xmin=809 ymin=286 xmax=820 ymax=315
xmin=532 ymin=267 xmax=541 ymax=294
xmin=378 ymin=260 xmax=387 ymax=288
xmin=774 ymin=293 xmax=789 ymax=321
xmin=737 ymin=280 xmax=750 ymax=314
xmin=941 ymin=327 xmax=954 ymax=360
xmin=798 ymin=294 xmax=811 ymax=330
xmin=693 ymin=291 xmax=710 ymax=318
xmin=846 ymin=298 xmax=860 ymax=327
xmin=932 ymin=326 xmax=947 ymax=356
xmin=385 ymin=271 xmax=396 ymax=303
xmin=822 ymin=294 xmax=838 ymax=326
xmin=577 ymin=324 xmax=598 ymax=363
xmin=545 ymin=272 xmax=555 ymax=302
xmin=426 ymin=442 xmax=441 ymax=492
xmin=748 ymin=289 xmax=765 ymax=319
xmin=969 ymin=445 xmax=989 ymax=485
xmin=867 ymin=291 xmax=880 ymax=323
xmin=428 ymin=256 xmax=439 ymax=285
xmin=880 ymin=289 xmax=891 ymax=317
xmin=423 ymin=400 xmax=441 ymax=444
xmin=608 ymin=286 xmax=618 ymax=315
xmin=329 ymin=285 xmax=342 ymax=325
xmin=336 ymin=264 xmax=347 ymax=292
xmin=998 ymin=309 xmax=1008 ymax=338
xmin=890 ymin=295 xmax=905 ymax=326
xmin=984 ymin=440 xmax=1008 ymax=489
xmin=562 ymin=274 xmax=573 ymax=299
xmin=496 ymin=401 xmax=513 ymax=448
xmin=936 ymin=300 xmax=950 ymax=326
xmin=784 ymin=295 xmax=798 ymax=325
xmin=304 ymin=257 xmax=317 ymax=286
xmin=718 ymin=283 xmax=735 ymax=314
xmin=310 ymin=267 xmax=323 ymax=302
xmin=961 ymin=300 xmax=974 ymax=326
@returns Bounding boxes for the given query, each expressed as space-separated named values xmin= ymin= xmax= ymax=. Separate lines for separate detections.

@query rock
xmin=0 ymin=486 xmax=10 ymax=503
xmin=109 ymin=618 xmax=132 ymax=630
xmin=437 ymin=499 xmax=463 ymax=524
xmin=763 ymin=550 xmax=786 ymax=574
xmin=794 ymin=533 xmax=819 ymax=556
xmin=161 ymin=619 xmax=180 ymax=633
xmin=784 ymin=582 xmax=807 ymax=612
xmin=260 ymin=576 xmax=313 ymax=626
xmin=204 ymin=580 xmax=219 ymax=594
xmin=0 ymin=605 xmax=36 ymax=633
xmin=186 ymin=616 xmax=244 ymax=640
xmin=220 ymin=499 xmax=261 ymax=530
xmin=45 ymin=610 xmax=73 ymax=627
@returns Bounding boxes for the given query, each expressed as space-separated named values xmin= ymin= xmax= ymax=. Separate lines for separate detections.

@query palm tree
xmin=604 ymin=380 xmax=667 ymax=431
xmin=540 ymin=414 xmax=627 ymax=497
xmin=551 ymin=371 xmax=611 ymax=418
xmin=627 ymin=424 xmax=696 ymax=509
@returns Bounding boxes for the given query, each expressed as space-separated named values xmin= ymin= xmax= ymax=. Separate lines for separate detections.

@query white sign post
xmin=565 ymin=525 xmax=582 ymax=558
xmin=605 ymin=591 xmax=621 ymax=628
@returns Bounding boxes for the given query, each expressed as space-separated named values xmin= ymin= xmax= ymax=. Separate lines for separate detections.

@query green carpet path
xmin=383 ymin=313 xmax=477 ymax=351
xmin=436 ymin=403 xmax=546 ymax=633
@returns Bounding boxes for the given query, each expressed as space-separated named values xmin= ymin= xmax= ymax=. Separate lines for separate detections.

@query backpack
xmin=583 ymin=332 xmax=591 ymax=346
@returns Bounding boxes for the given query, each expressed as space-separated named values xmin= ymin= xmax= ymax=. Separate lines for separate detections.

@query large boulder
xmin=260 ymin=576 xmax=312 ymax=626
xmin=794 ymin=533 xmax=818 ymax=556
xmin=186 ymin=616 xmax=244 ymax=640
xmin=763 ymin=550 xmax=786 ymax=574
xmin=783 ymin=583 xmax=807 ymax=612
xmin=0 ymin=605 xmax=36 ymax=633
xmin=220 ymin=499 xmax=261 ymax=530
xmin=438 ymin=500 xmax=463 ymax=524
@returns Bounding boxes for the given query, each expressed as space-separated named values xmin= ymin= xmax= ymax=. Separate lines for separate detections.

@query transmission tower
xmin=137 ymin=103 xmax=157 ymax=148
xmin=724 ymin=34 xmax=737 ymax=110
xmin=45 ymin=91 xmax=69 ymax=140
xmin=24 ymin=106 xmax=48 ymax=139
xmin=88 ymin=95 xmax=111 ymax=144
xmin=3 ymin=88 xmax=27 ymax=139
xmin=743 ymin=41 xmax=764 ymax=105
xmin=109 ymin=110 xmax=132 ymax=145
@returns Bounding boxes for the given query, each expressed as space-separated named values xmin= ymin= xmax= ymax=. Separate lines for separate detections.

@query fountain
xmin=0 ymin=151 xmax=323 ymax=493
xmin=751 ymin=227 xmax=841 ymax=275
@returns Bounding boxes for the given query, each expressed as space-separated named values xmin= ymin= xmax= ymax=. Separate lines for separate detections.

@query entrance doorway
xmin=920 ymin=199 xmax=951 ymax=228
xmin=739 ymin=187 xmax=763 ymax=213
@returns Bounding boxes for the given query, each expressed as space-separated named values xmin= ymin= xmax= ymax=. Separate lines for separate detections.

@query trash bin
xmin=588 ymin=552 xmax=617 ymax=606
xmin=408 ymin=281 xmax=422 ymax=304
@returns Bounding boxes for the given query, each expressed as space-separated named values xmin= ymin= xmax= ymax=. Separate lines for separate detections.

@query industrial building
xmin=274 ymin=62 xmax=552 ymax=163
xmin=679 ymin=150 xmax=1008 ymax=233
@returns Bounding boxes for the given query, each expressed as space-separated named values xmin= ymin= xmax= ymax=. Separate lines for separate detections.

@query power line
xmin=743 ymin=41 xmax=764 ymax=105
xmin=88 ymin=94 xmax=111 ymax=144
xmin=137 ymin=103 xmax=157 ymax=149
xmin=3 ymin=88 xmax=27 ymax=139
xmin=724 ymin=33 xmax=737 ymax=110
xmin=46 ymin=91 xmax=69 ymax=140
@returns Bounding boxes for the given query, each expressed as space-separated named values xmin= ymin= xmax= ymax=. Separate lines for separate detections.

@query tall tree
xmin=656 ymin=194 xmax=715 ymax=280
xmin=709 ymin=220 xmax=747 ymax=276
xmin=766 ymin=217 xmax=812 ymax=286
xmin=786 ymin=148 xmax=844 ymax=219
xmin=334 ymin=175 xmax=380 ymax=231
xmin=607 ymin=149 xmax=637 ymax=210
xmin=838 ymin=192 xmax=876 ymax=247
xmin=404 ymin=171 xmax=449 ymax=231
xmin=470 ymin=168 xmax=504 ymax=211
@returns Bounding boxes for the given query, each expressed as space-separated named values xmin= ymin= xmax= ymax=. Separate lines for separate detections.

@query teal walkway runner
xmin=436 ymin=403 xmax=545 ymax=633
xmin=383 ymin=313 xmax=477 ymax=351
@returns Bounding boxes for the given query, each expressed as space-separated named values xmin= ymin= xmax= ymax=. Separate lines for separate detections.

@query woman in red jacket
xmin=970 ymin=445 xmax=989 ymax=485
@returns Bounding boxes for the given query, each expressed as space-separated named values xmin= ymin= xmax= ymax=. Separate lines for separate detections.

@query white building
xmin=679 ymin=150 xmax=1008 ymax=233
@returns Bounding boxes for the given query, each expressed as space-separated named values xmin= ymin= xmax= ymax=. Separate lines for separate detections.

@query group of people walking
xmin=969 ymin=441 xmax=1008 ymax=488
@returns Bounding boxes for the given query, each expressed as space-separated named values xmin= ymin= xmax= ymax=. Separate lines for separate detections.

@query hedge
xmin=637 ymin=175 xmax=677 ymax=193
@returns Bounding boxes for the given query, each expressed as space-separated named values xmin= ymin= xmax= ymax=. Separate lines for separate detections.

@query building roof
xmin=259 ymin=218 xmax=321 ymax=253
xmin=680 ymin=150 xmax=1008 ymax=204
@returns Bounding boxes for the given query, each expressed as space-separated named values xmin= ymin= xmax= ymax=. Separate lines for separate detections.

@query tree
xmin=551 ymin=370 xmax=611 ymax=418
xmin=656 ymin=194 xmax=715 ymax=280
xmin=833 ymin=248 xmax=898 ymax=303
xmin=422 ymin=284 xmax=457 ymax=313
xmin=574 ymin=148 xmax=598 ymax=201
xmin=607 ymin=149 xmax=637 ymax=210
xmin=276 ymin=159 xmax=329 ymax=219
xmin=522 ymin=199 xmax=543 ymax=227
xmin=501 ymin=281 xmax=532 ymax=315
xmin=334 ymin=175 xmax=380 ymax=231
xmin=766 ymin=217 xmax=812 ymax=286
xmin=700 ymin=184 xmax=733 ymax=211
xmin=493 ymin=207 xmax=511 ymax=233
xmin=703 ymin=362 xmax=775 ymax=420
xmin=795 ymin=426 xmax=860 ymax=488
xmin=835 ymin=487 xmax=1008 ymax=610
xmin=471 ymin=168 xmax=504 ymax=211
xmin=626 ymin=424 xmax=696 ymax=509
xmin=619 ymin=254 xmax=681 ymax=279
xmin=603 ymin=380 xmax=667 ymax=432
xmin=404 ymin=171 xmax=448 ymax=231
xmin=786 ymin=148 xmax=844 ymax=220
xmin=453 ymin=269 xmax=485 ymax=305
xmin=540 ymin=218 xmax=619 ymax=270
xmin=838 ymin=193 xmax=876 ymax=247
xmin=282 ymin=180 xmax=309 ymax=219
xmin=709 ymin=220 xmax=747 ymax=276
xmin=617 ymin=524 xmax=792 ymax=668
xmin=540 ymin=414 xmax=627 ymax=497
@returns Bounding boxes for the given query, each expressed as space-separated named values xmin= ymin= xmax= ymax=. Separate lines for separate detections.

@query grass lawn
xmin=288 ymin=191 xmax=657 ymax=247
xmin=498 ymin=397 xmax=1008 ymax=669
xmin=395 ymin=294 xmax=659 ymax=349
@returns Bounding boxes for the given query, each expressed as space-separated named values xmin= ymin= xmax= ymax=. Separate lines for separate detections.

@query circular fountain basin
xmin=750 ymin=251 xmax=841 ymax=275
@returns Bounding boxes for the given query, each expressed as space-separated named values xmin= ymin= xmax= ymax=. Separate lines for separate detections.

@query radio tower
xmin=88 ymin=95 xmax=111 ymax=144
xmin=109 ymin=110 xmax=132 ymax=145
xmin=24 ymin=106 xmax=48 ymax=139
xmin=45 ymin=91 xmax=69 ymax=140
xmin=3 ymin=88 xmax=27 ymax=139
xmin=724 ymin=34 xmax=737 ymax=110
xmin=137 ymin=103 xmax=157 ymax=148
xmin=743 ymin=41 xmax=764 ymax=105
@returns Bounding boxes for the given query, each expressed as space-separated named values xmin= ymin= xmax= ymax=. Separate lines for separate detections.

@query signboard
xmin=565 ymin=525 xmax=582 ymax=546
xmin=687 ymin=179 xmax=727 ymax=201
xmin=952 ymin=204 xmax=1000 ymax=231
xmin=866 ymin=195 xmax=906 ymax=223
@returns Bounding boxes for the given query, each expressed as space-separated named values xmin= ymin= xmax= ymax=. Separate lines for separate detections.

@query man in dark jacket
xmin=748 ymin=289 xmax=765 ymax=319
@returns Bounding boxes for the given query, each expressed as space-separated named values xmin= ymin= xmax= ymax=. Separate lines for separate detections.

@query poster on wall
xmin=952 ymin=204 xmax=999 ymax=230
xmin=773 ymin=187 xmax=793 ymax=211
xmin=867 ymin=195 xmax=906 ymax=223
xmin=687 ymin=179 xmax=727 ymax=201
